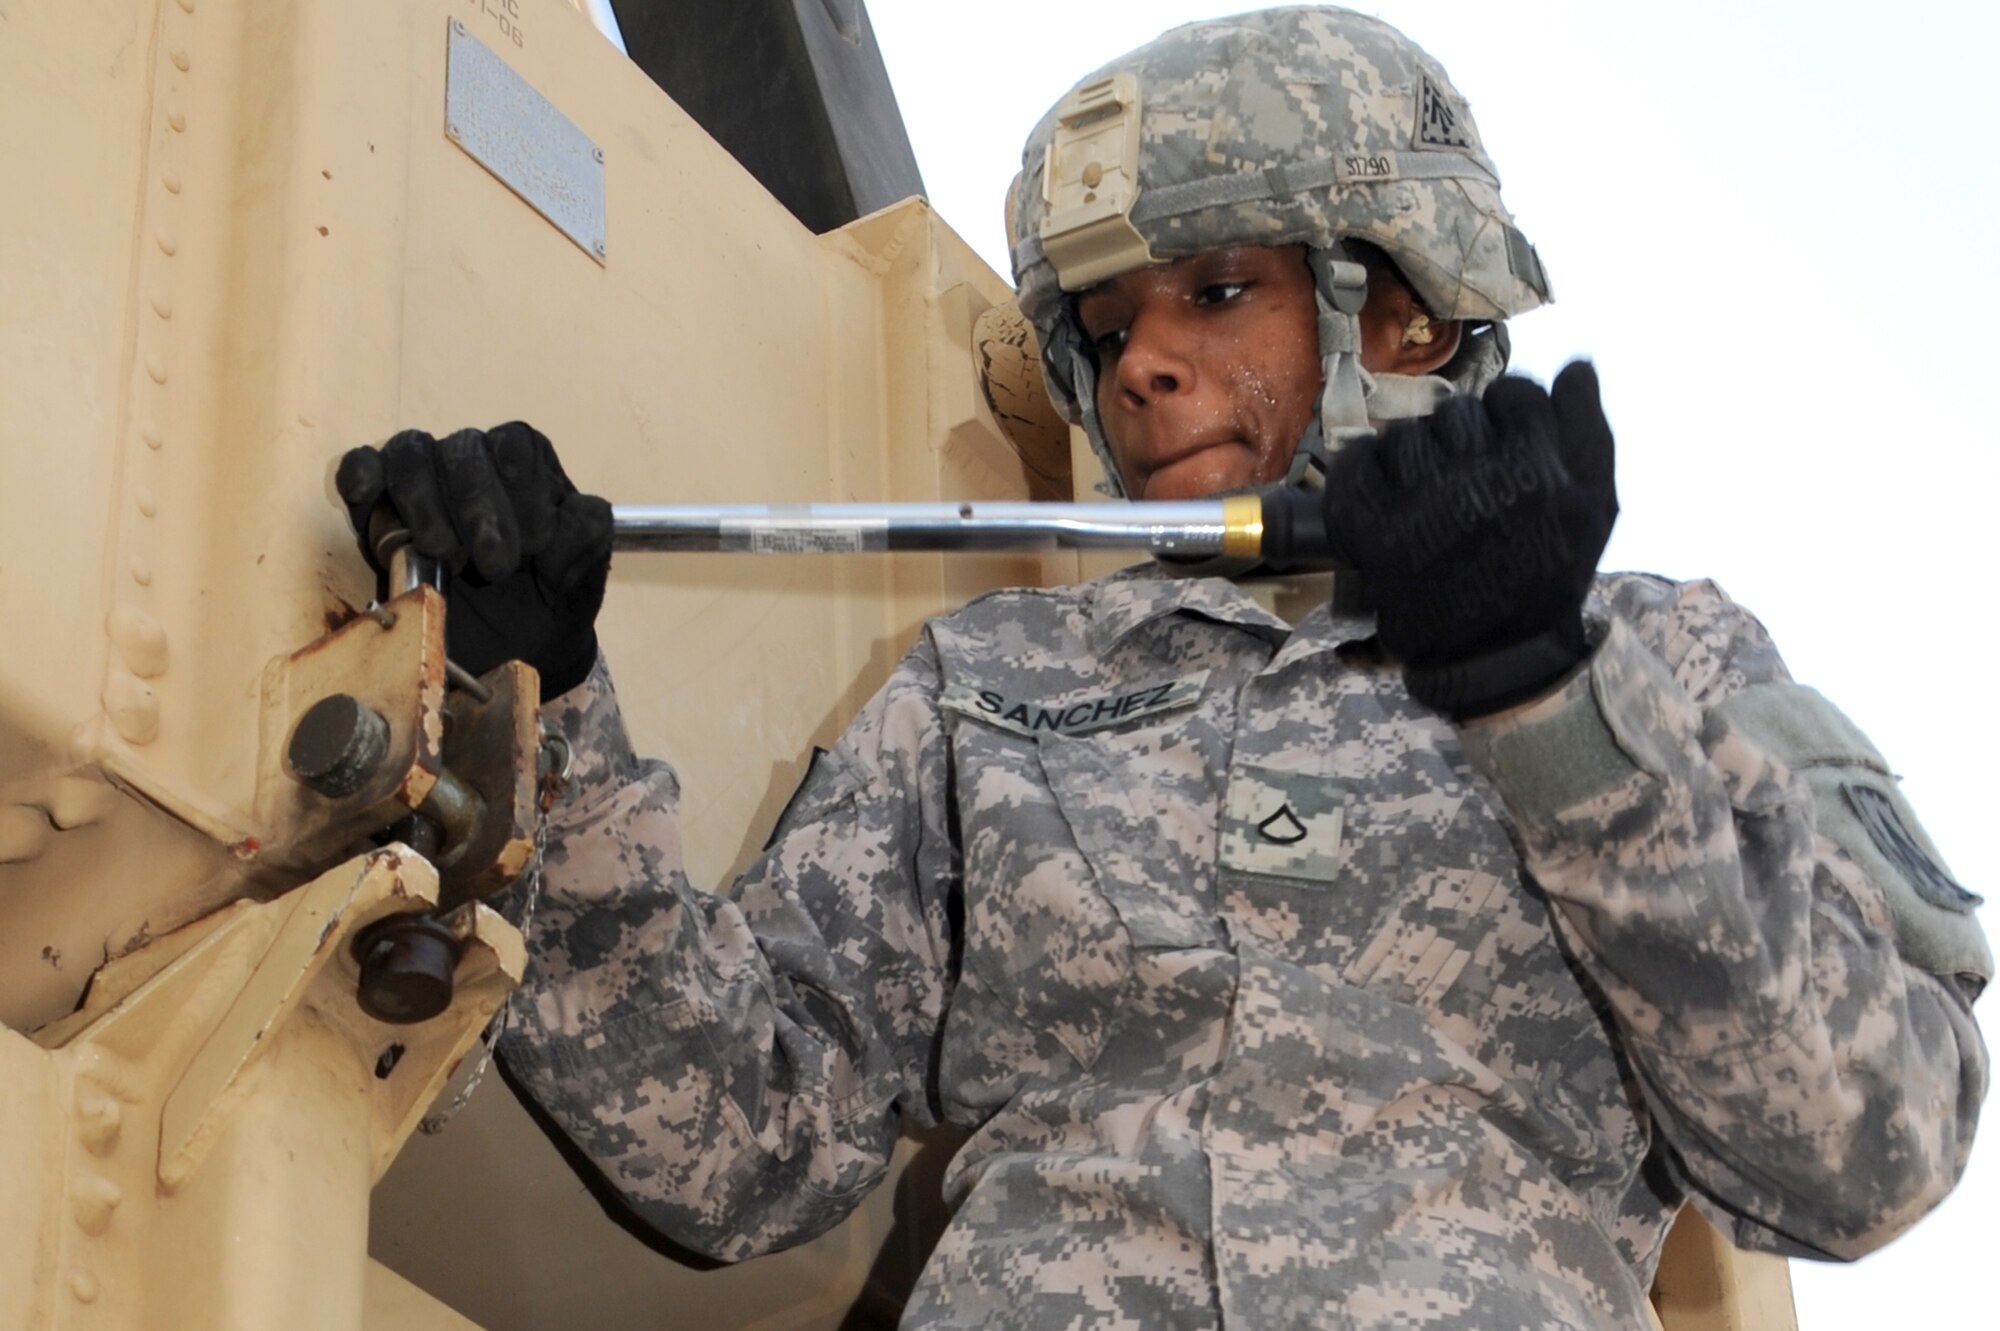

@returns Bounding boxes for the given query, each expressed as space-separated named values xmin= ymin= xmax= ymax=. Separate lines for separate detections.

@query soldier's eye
xmin=1196 ymin=282 xmax=1249 ymax=306
xmin=1087 ymin=326 xmax=1129 ymax=357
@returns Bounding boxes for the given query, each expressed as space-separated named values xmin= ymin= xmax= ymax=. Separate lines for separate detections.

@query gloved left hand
xmin=335 ymin=423 xmax=611 ymax=701
xmin=1324 ymin=361 xmax=1618 ymax=720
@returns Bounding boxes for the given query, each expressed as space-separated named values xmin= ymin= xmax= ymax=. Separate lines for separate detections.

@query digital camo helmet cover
xmin=1009 ymin=5 xmax=1553 ymax=496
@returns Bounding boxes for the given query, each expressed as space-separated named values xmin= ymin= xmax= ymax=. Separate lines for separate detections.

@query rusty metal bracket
xmin=256 ymin=586 xmax=450 ymax=873
xmin=256 ymin=591 xmax=538 ymax=902
xmin=433 ymin=660 xmax=539 ymax=906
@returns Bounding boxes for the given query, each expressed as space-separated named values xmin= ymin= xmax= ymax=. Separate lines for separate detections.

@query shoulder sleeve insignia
xmin=1844 ymin=783 xmax=1983 ymax=912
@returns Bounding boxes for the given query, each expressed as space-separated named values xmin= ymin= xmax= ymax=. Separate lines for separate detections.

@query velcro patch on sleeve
xmin=1713 ymin=680 xmax=1990 ymax=986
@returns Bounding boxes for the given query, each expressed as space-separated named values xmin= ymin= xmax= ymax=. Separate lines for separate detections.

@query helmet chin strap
xmin=1278 ymin=368 xmax=1454 ymax=493
xmin=1307 ymin=246 xmax=1373 ymax=448
xmin=1363 ymin=371 xmax=1454 ymax=424
xmin=1069 ymin=338 xmax=1120 ymax=498
xmin=1297 ymin=244 xmax=1460 ymax=487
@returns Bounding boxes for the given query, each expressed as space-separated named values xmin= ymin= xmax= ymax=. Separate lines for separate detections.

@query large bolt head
xmin=355 ymin=921 xmax=458 ymax=1024
xmin=288 ymin=694 xmax=390 ymax=798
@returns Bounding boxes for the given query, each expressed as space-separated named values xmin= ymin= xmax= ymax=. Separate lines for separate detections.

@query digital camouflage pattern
xmin=499 ymin=567 xmax=1986 ymax=1330
xmin=1010 ymin=6 xmax=1550 ymax=493
xmin=1011 ymin=6 xmax=1548 ymax=330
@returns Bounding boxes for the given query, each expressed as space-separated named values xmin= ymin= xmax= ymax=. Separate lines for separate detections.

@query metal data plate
xmin=445 ymin=19 xmax=607 ymax=263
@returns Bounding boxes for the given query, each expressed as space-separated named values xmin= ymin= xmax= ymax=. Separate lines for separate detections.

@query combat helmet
xmin=1010 ymin=5 xmax=1553 ymax=497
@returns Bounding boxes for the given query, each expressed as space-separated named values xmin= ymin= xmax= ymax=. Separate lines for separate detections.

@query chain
xmin=418 ymin=727 xmax=571 ymax=1135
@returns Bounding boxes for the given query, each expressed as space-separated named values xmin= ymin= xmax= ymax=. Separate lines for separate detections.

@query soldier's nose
xmin=1115 ymin=319 xmax=1196 ymax=406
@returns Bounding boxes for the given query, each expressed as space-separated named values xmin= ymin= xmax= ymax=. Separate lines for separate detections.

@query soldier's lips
xmin=1134 ymin=438 xmax=1256 ymax=501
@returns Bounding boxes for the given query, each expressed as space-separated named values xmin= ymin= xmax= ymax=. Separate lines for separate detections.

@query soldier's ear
xmin=1390 ymin=310 xmax=1461 ymax=377
xmin=1357 ymin=276 xmax=1462 ymax=377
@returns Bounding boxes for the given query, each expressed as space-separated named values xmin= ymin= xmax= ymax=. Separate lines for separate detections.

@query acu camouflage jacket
xmin=499 ymin=567 xmax=1988 ymax=1331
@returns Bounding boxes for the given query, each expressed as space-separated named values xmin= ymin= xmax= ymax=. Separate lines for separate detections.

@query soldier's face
xmin=1078 ymin=245 xmax=1323 ymax=502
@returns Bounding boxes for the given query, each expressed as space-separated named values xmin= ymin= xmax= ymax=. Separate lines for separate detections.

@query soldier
xmin=337 ymin=7 xmax=1988 ymax=1328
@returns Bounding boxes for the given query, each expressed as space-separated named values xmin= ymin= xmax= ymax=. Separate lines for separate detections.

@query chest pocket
xmin=1037 ymin=730 xmax=1225 ymax=953
xmin=1215 ymin=749 xmax=1513 ymax=1011
xmin=1215 ymin=761 xmax=1396 ymax=980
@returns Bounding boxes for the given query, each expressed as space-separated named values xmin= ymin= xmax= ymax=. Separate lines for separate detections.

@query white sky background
xmin=864 ymin=1 xmax=1996 ymax=1325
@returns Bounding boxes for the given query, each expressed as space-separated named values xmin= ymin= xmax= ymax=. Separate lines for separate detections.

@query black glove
xmin=335 ymin=423 xmax=612 ymax=701
xmin=1324 ymin=361 xmax=1618 ymax=719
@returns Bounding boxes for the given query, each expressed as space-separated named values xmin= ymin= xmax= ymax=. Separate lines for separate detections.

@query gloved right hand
xmin=1322 ymin=363 xmax=1617 ymax=720
xmin=335 ymin=423 xmax=612 ymax=701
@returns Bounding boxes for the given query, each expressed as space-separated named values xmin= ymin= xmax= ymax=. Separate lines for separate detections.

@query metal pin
xmin=446 ymin=659 xmax=493 ymax=704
